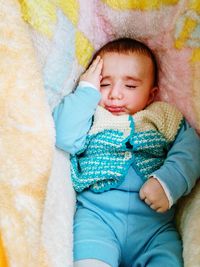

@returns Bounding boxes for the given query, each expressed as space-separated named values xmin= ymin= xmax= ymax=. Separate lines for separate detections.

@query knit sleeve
xmin=53 ymin=85 xmax=101 ymax=155
xmin=151 ymin=121 xmax=200 ymax=205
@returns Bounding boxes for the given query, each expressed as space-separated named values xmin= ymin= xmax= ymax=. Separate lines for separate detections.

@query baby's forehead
xmin=99 ymin=51 xmax=156 ymax=83
xmin=100 ymin=51 xmax=153 ymax=63
xmin=100 ymin=52 xmax=154 ymax=69
xmin=99 ymin=52 xmax=155 ymax=84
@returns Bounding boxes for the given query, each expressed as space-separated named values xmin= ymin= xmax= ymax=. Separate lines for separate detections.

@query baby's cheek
xmin=98 ymin=98 xmax=104 ymax=107
xmin=98 ymin=92 xmax=107 ymax=106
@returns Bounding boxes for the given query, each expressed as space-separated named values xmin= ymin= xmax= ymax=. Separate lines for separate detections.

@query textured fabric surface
xmin=0 ymin=0 xmax=200 ymax=266
xmin=19 ymin=0 xmax=200 ymax=133
xmin=0 ymin=0 xmax=54 ymax=266
xmin=71 ymin=103 xmax=183 ymax=192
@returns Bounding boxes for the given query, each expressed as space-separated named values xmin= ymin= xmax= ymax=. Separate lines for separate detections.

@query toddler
xmin=53 ymin=38 xmax=200 ymax=267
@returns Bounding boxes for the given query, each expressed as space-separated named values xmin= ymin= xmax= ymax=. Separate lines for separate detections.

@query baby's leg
xmin=73 ymin=206 xmax=120 ymax=267
xmin=134 ymin=228 xmax=183 ymax=267
xmin=74 ymin=259 xmax=111 ymax=267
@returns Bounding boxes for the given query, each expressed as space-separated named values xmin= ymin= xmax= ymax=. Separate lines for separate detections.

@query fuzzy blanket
xmin=0 ymin=0 xmax=200 ymax=266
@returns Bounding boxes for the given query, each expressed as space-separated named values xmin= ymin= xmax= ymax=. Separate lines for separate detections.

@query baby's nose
xmin=109 ymin=86 xmax=123 ymax=100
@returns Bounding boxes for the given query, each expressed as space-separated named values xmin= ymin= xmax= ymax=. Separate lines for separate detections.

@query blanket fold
xmin=0 ymin=0 xmax=54 ymax=266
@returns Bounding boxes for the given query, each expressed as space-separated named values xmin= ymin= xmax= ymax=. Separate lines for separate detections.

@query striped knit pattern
xmin=71 ymin=130 xmax=133 ymax=192
xmin=71 ymin=102 xmax=184 ymax=192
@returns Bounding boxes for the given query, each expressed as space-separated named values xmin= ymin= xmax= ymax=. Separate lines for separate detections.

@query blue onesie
xmin=53 ymin=84 xmax=200 ymax=267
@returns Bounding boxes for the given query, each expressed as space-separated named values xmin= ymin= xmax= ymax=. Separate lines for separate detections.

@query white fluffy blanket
xmin=0 ymin=1 xmax=200 ymax=267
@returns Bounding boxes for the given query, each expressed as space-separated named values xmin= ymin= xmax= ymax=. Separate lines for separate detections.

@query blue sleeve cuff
xmin=79 ymin=81 xmax=99 ymax=91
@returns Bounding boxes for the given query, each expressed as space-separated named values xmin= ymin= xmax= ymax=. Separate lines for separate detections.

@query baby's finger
xmin=144 ymin=198 xmax=152 ymax=206
xmin=156 ymin=207 xmax=166 ymax=213
xmin=95 ymin=58 xmax=103 ymax=74
xmin=150 ymin=204 xmax=161 ymax=211
xmin=150 ymin=203 xmax=159 ymax=210
xmin=89 ymin=56 xmax=101 ymax=72
xmin=139 ymin=188 xmax=145 ymax=200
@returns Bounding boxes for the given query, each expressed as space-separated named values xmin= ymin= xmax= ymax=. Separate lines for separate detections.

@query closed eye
xmin=125 ymin=85 xmax=137 ymax=89
xmin=100 ymin=84 xmax=110 ymax=87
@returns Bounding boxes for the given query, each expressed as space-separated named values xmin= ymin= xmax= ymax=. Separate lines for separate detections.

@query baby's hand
xmin=139 ymin=177 xmax=169 ymax=213
xmin=80 ymin=56 xmax=103 ymax=90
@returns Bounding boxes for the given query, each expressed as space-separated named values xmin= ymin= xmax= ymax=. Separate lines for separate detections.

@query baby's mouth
xmin=105 ymin=105 xmax=125 ymax=114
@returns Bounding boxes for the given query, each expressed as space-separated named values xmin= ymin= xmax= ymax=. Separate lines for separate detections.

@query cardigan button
xmin=124 ymin=151 xmax=132 ymax=160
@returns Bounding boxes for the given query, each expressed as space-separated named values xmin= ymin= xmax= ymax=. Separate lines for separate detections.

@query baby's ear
xmin=148 ymin=86 xmax=159 ymax=105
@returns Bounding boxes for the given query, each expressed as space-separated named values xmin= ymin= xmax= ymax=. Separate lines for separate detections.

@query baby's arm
xmin=53 ymin=57 xmax=103 ymax=155
xmin=140 ymin=122 xmax=200 ymax=213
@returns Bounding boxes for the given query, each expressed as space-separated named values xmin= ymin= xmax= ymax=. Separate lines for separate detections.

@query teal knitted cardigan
xmin=71 ymin=102 xmax=184 ymax=193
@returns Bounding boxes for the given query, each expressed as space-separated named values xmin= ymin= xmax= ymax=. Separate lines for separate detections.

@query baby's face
xmin=99 ymin=52 xmax=157 ymax=115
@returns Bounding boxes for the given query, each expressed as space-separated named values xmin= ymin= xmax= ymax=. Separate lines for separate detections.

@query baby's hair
xmin=93 ymin=37 xmax=158 ymax=87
